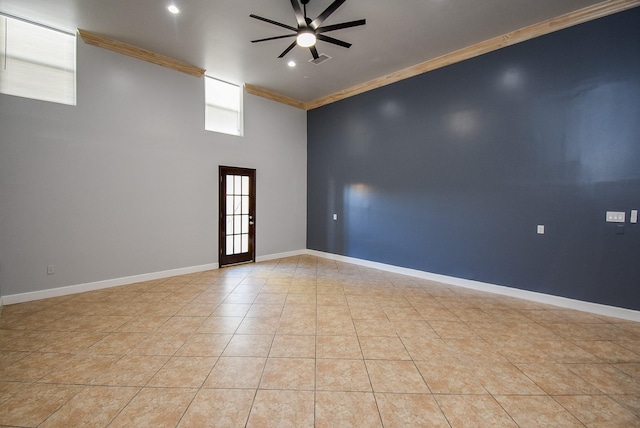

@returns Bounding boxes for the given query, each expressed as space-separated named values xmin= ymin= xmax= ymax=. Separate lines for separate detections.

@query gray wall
xmin=0 ymin=40 xmax=307 ymax=297
xmin=308 ymin=9 xmax=640 ymax=310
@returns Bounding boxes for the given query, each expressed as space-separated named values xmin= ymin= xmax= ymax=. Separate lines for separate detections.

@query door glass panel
xmin=233 ymin=215 xmax=241 ymax=234
xmin=226 ymin=217 xmax=233 ymax=236
xmin=242 ymin=176 xmax=249 ymax=195
xmin=226 ymin=196 xmax=234 ymax=215
xmin=234 ymin=176 xmax=242 ymax=195
xmin=234 ymin=195 xmax=241 ymax=214
xmin=242 ymin=215 xmax=249 ymax=233
xmin=241 ymin=234 xmax=248 ymax=253
xmin=241 ymin=196 xmax=249 ymax=215
xmin=226 ymin=175 xmax=234 ymax=195
xmin=234 ymin=235 xmax=241 ymax=253
xmin=226 ymin=235 xmax=234 ymax=255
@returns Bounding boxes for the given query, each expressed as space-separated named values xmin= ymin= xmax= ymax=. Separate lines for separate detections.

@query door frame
xmin=218 ymin=166 xmax=256 ymax=267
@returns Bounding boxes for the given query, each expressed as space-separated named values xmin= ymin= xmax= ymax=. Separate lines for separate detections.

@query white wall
xmin=0 ymin=39 xmax=307 ymax=298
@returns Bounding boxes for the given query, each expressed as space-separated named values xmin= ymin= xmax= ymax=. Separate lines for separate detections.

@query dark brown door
xmin=219 ymin=166 xmax=256 ymax=267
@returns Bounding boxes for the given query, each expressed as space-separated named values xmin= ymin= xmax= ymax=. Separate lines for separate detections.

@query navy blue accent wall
xmin=307 ymin=8 xmax=640 ymax=310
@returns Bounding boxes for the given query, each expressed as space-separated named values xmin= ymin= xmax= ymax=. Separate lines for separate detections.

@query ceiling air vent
xmin=309 ymin=54 xmax=331 ymax=65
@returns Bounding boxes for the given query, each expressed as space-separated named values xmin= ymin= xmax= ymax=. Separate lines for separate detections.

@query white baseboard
xmin=256 ymin=249 xmax=308 ymax=263
xmin=306 ymin=249 xmax=640 ymax=322
xmin=2 ymin=262 xmax=219 ymax=305
xmin=1 ymin=249 xmax=307 ymax=305
xmin=4 ymin=249 xmax=639 ymax=323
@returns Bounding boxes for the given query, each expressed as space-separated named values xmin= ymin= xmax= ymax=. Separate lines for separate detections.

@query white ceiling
xmin=0 ymin=0 xmax=605 ymax=103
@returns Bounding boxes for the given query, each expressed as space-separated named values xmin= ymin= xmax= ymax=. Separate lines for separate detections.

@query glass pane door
xmin=219 ymin=166 xmax=256 ymax=266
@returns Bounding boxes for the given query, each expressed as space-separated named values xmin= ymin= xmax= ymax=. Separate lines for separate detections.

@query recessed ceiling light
xmin=168 ymin=5 xmax=180 ymax=14
xmin=287 ymin=61 xmax=296 ymax=67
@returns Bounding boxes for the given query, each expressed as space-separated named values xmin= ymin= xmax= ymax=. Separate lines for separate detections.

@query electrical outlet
xmin=606 ymin=211 xmax=625 ymax=223
xmin=47 ymin=265 xmax=55 ymax=275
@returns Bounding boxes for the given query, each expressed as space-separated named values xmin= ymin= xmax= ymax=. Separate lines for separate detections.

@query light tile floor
xmin=1 ymin=255 xmax=639 ymax=427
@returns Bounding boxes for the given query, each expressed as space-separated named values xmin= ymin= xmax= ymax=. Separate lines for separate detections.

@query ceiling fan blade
xmin=310 ymin=46 xmax=320 ymax=60
xmin=317 ymin=19 xmax=366 ymax=33
xmin=310 ymin=0 xmax=347 ymax=29
xmin=252 ymin=34 xmax=297 ymax=43
xmin=250 ymin=14 xmax=297 ymax=32
xmin=317 ymin=34 xmax=352 ymax=48
xmin=278 ymin=41 xmax=298 ymax=58
xmin=290 ymin=0 xmax=307 ymax=28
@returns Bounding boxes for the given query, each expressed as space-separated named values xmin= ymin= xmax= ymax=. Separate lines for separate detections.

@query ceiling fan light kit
xmin=297 ymin=30 xmax=317 ymax=47
xmin=250 ymin=0 xmax=365 ymax=60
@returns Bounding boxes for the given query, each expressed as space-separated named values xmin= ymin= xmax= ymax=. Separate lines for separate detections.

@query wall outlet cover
xmin=606 ymin=211 xmax=625 ymax=223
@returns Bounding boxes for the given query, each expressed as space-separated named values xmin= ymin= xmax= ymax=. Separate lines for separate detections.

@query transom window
xmin=0 ymin=14 xmax=76 ymax=105
xmin=205 ymin=76 xmax=243 ymax=136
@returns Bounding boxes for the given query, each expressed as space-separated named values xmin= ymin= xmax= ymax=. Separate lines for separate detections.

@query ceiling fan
xmin=250 ymin=0 xmax=366 ymax=60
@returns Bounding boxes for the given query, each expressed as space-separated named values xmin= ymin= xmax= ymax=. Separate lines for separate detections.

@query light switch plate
xmin=606 ymin=211 xmax=625 ymax=223
xmin=631 ymin=210 xmax=638 ymax=224
xmin=537 ymin=225 xmax=545 ymax=234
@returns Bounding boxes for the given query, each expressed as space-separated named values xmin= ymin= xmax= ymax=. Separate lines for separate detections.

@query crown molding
xmin=244 ymin=84 xmax=307 ymax=110
xmin=78 ymin=29 xmax=205 ymax=78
